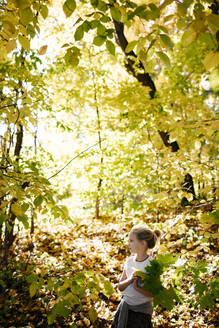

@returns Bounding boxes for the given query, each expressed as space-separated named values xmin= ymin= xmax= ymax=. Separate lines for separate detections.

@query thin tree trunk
xmin=121 ymin=194 xmax=125 ymax=215
xmin=3 ymin=124 xmax=24 ymax=262
xmin=3 ymin=63 xmax=25 ymax=262
xmin=91 ymin=71 xmax=104 ymax=219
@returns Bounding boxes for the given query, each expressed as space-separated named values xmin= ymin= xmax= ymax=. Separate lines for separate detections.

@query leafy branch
xmin=136 ymin=253 xmax=182 ymax=310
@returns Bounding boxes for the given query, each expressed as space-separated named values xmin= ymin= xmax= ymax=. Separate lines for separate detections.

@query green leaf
xmin=97 ymin=23 xmax=106 ymax=36
xmin=157 ymin=253 xmax=177 ymax=267
xmin=3 ymin=21 xmax=15 ymax=35
xmin=6 ymin=39 xmax=17 ymax=53
xmin=48 ymin=311 xmax=56 ymax=325
xmin=110 ymin=7 xmax=121 ymax=22
xmin=211 ymin=210 xmax=219 ymax=224
xmin=63 ymin=0 xmax=76 ymax=17
xmin=29 ymin=281 xmax=39 ymax=297
xmin=26 ymin=274 xmax=38 ymax=284
xmin=194 ymin=279 xmax=208 ymax=296
xmin=5 ymin=222 xmax=12 ymax=233
xmin=88 ymin=307 xmax=98 ymax=322
xmin=75 ymin=272 xmax=86 ymax=284
xmin=103 ymin=279 xmax=114 ymax=297
xmin=210 ymin=277 xmax=219 ymax=297
xmin=93 ymin=35 xmax=106 ymax=46
xmin=17 ymin=215 xmax=29 ymax=229
xmin=91 ymin=0 xmax=98 ymax=8
xmin=106 ymin=28 xmax=114 ymax=38
xmin=204 ymin=51 xmax=219 ymax=71
xmin=181 ymin=29 xmax=196 ymax=46
xmin=177 ymin=0 xmax=193 ymax=16
xmin=193 ymin=2 xmax=204 ymax=19
xmin=56 ymin=301 xmax=71 ymax=317
xmin=134 ymin=5 xmax=146 ymax=16
xmin=97 ymin=0 xmax=108 ymax=12
xmin=34 ymin=195 xmax=43 ymax=207
xmin=106 ymin=40 xmax=115 ymax=55
xmin=74 ymin=25 xmax=84 ymax=41
xmin=207 ymin=14 xmax=219 ymax=30
xmin=154 ymin=286 xmax=181 ymax=310
xmin=198 ymin=32 xmax=216 ymax=49
xmin=0 ymin=279 xmax=6 ymax=288
xmin=20 ymin=8 xmax=34 ymax=25
xmin=142 ymin=276 xmax=163 ymax=295
xmin=27 ymin=24 xmax=35 ymax=38
xmin=160 ymin=34 xmax=174 ymax=50
xmin=18 ymin=35 xmax=30 ymax=51
xmin=156 ymin=51 xmax=171 ymax=67
xmin=70 ymin=46 xmax=81 ymax=56
xmin=0 ymin=214 xmax=8 ymax=225
xmin=100 ymin=15 xmax=111 ymax=23
xmin=177 ymin=18 xmax=187 ymax=29
xmin=65 ymin=292 xmax=80 ymax=305
xmin=159 ymin=25 xmax=169 ymax=33
xmin=91 ymin=20 xmax=99 ymax=29
xmin=199 ymin=293 xmax=215 ymax=310
xmin=16 ymin=0 xmax=30 ymax=10
xmin=40 ymin=5 xmax=49 ymax=19
xmin=82 ymin=20 xmax=91 ymax=32
xmin=125 ymin=40 xmax=137 ymax=53
xmin=148 ymin=3 xmax=160 ymax=19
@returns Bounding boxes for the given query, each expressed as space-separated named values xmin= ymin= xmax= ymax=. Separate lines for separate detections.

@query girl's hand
xmin=131 ymin=272 xmax=139 ymax=286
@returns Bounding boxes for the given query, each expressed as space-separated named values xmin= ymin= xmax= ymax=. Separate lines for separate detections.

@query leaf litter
xmin=0 ymin=210 xmax=218 ymax=327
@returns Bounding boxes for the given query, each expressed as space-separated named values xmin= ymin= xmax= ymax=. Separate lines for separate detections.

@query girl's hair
xmin=131 ymin=226 xmax=161 ymax=249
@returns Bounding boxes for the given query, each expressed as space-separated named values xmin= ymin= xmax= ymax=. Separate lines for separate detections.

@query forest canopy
xmin=0 ymin=0 xmax=218 ymax=327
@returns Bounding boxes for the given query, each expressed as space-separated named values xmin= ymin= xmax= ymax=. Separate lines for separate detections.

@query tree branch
xmin=113 ymin=15 xmax=196 ymax=199
xmin=113 ymin=20 xmax=156 ymax=99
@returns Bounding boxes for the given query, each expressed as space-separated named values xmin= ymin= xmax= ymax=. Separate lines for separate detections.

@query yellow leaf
xmin=210 ymin=68 xmax=219 ymax=92
xmin=19 ymin=25 xmax=28 ymax=36
xmin=2 ymin=21 xmax=16 ymax=35
xmin=20 ymin=7 xmax=34 ymax=25
xmin=39 ymin=45 xmax=47 ymax=55
xmin=181 ymin=29 xmax=196 ymax=46
xmin=83 ymin=318 xmax=90 ymax=327
xmin=18 ymin=34 xmax=30 ymax=51
xmin=88 ymin=307 xmax=98 ymax=323
xmin=125 ymin=40 xmax=137 ymax=53
xmin=6 ymin=39 xmax=17 ymax=53
xmin=16 ymin=0 xmax=30 ymax=10
xmin=11 ymin=203 xmax=23 ymax=216
xmin=29 ymin=281 xmax=38 ymax=297
xmin=204 ymin=51 xmax=219 ymax=71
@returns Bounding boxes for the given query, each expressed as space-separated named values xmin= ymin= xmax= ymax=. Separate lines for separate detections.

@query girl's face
xmin=128 ymin=232 xmax=147 ymax=254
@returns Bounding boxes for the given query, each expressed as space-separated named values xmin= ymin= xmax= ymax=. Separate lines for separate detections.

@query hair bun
xmin=154 ymin=230 xmax=161 ymax=239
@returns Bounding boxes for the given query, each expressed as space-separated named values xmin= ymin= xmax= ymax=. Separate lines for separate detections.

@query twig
xmin=48 ymin=139 xmax=106 ymax=180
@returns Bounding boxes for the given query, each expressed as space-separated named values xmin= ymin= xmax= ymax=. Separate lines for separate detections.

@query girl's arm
xmin=117 ymin=270 xmax=134 ymax=292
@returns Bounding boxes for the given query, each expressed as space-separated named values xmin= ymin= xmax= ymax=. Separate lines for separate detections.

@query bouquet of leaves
xmin=136 ymin=253 xmax=182 ymax=310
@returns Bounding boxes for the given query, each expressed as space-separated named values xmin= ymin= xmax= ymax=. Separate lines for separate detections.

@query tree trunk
xmin=91 ymin=70 xmax=104 ymax=219
xmin=3 ymin=124 xmax=23 ymax=263
xmin=96 ymin=178 xmax=102 ymax=219
xmin=120 ymin=194 xmax=125 ymax=215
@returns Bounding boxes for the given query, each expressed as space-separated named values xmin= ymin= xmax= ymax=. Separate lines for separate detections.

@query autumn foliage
xmin=0 ymin=0 xmax=218 ymax=327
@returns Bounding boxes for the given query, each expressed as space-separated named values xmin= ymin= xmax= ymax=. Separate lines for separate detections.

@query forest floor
xmin=0 ymin=210 xmax=218 ymax=327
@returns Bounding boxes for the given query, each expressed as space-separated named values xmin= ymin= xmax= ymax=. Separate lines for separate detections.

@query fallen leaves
xmin=0 ymin=210 xmax=218 ymax=327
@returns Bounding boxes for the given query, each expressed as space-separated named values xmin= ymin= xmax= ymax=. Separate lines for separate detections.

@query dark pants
xmin=112 ymin=309 xmax=153 ymax=328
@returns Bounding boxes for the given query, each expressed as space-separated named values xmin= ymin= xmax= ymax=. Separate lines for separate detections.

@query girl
xmin=112 ymin=226 xmax=161 ymax=328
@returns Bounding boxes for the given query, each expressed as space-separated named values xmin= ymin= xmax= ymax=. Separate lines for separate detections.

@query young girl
xmin=112 ymin=226 xmax=161 ymax=328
